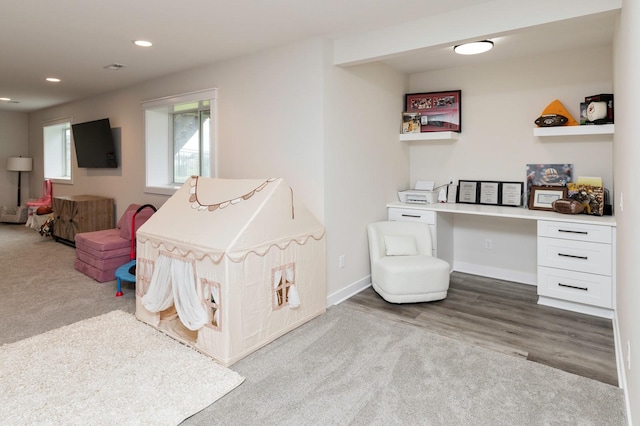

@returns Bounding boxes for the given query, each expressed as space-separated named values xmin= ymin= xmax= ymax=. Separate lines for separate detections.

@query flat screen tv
xmin=71 ymin=118 xmax=118 ymax=168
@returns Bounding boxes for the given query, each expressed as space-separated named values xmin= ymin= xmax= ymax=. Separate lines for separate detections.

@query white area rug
xmin=0 ymin=310 xmax=244 ymax=425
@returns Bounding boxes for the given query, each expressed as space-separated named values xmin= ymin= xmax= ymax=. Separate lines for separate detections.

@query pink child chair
xmin=25 ymin=179 xmax=53 ymax=229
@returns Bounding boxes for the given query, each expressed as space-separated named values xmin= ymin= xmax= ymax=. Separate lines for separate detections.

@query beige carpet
xmin=0 ymin=310 xmax=244 ymax=425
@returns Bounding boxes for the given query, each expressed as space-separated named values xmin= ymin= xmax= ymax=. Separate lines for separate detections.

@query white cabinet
xmin=537 ymin=220 xmax=615 ymax=315
xmin=387 ymin=206 xmax=453 ymax=267
xmin=386 ymin=202 xmax=616 ymax=318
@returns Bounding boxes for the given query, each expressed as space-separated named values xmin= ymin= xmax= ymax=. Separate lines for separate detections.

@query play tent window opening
xmin=202 ymin=279 xmax=222 ymax=331
xmin=272 ymin=263 xmax=300 ymax=310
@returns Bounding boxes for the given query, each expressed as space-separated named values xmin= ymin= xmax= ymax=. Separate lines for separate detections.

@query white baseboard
xmin=613 ymin=312 xmax=633 ymax=424
xmin=454 ymin=261 xmax=536 ymax=286
xmin=326 ymin=275 xmax=371 ymax=306
xmin=537 ymin=296 xmax=613 ymax=319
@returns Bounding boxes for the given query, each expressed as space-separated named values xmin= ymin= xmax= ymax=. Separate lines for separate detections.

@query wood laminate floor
xmin=342 ymin=272 xmax=618 ymax=386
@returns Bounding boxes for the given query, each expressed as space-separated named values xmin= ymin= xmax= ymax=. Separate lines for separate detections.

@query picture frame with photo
xmin=526 ymin=163 xmax=572 ymax=202
xmin=405 ymin=90 xmax=461 ymax=133
xmin=528 ymin=186 xmax=568 ymax=211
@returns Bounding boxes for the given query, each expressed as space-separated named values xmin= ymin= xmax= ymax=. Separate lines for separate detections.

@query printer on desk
xmin=398 ymin=180 xmax=446 ymax=204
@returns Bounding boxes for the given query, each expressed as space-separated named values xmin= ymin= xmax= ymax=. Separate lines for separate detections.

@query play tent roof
xmin=136 ymin=177 xmax=325 ymax=262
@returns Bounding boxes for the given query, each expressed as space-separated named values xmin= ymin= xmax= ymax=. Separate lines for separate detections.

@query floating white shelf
xmin=533 ymin=124 xmax=614 ymax=137
xmin=399 ymin=131 xmax=459 ymax=142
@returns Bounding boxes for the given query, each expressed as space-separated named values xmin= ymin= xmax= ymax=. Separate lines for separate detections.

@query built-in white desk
xmin=387 ymin=202 xmax=616 ymax=318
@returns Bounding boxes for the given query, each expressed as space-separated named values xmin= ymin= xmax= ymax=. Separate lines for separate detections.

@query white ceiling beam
xmin=333 ymin=0 xmax=621 ymax=66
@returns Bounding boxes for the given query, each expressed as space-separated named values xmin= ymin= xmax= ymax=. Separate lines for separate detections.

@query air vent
xmin=104 ymin=63 xmax=127 ymax=70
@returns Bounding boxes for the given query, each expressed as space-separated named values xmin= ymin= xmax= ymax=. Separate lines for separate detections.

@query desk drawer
xmin=388 ymin=208 xmax=436 ymax=224
xmin=538 ymin=220 xmax=612 ymax=244
xmin=537 ymin=237 xmax=611 ymax=276
xmin=538 ymin=266 xmax=612 ymax=308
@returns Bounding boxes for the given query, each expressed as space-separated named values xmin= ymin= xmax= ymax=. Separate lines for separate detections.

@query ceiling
xmin=0 ymin=1 xmax=616 ymax=113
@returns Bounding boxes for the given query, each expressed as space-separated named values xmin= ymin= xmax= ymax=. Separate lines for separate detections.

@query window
xmin=43 ymin=119 xmax=72 ymax=183
xmin=271 ymin=263 xmax=300 ymax=310
xmin=173 ymin=101 xmax=211 ymax=183
xmin=143 ymin=89 xmax=217 ymax=195
xmin=202 ymin=279 xmax=221 ymax=331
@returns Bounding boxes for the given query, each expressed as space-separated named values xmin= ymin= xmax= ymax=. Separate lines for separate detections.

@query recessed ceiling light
xmin=453 ymin=40 xmax=494 ymax=55
xmin=0 ymin=97 xmax=11 ymax=101
xmin=133 ymin=40 xmax=153 ymax=47
xmin=46 ymin=77 xmax=61 ymax=83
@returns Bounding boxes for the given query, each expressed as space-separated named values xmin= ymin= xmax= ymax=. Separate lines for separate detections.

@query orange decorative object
xmin=539 ymin=99 xmax=579 ymax=126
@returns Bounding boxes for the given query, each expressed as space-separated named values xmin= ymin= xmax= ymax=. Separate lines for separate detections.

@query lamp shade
xmin=6 ymin=157 xmax=33 ymax=172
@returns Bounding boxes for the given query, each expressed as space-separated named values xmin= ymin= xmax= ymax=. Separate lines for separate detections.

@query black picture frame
xmin=404 ymin=90 xmax=461 ymax=133
xmin=457 ymin=180 xmax=478 ymax=204
xmin=456 ymin=180 xmax=524 ymax=207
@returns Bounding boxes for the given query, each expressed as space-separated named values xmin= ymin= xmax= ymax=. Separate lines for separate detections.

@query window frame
xmin=142 ymin=89 xmax=217 ymax=196
xmin=42 ymin=117 xmax=73 ymax=185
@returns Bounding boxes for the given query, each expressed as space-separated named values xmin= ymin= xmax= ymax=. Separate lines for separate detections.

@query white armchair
xmin=367 ymin=221 xmax=450 ymax=303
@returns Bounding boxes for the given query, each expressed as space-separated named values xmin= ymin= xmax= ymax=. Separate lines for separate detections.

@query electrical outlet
xmin=484 ymin=239 xmax=493 ymax=250
xmin=339 ymin=255 xmax=345 ymax=269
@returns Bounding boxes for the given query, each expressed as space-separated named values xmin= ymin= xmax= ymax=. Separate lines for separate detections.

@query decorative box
xmin=584 ymin=94 xmax=613 ymax=125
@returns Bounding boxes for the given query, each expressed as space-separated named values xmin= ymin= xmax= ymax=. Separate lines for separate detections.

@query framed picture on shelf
xmin=405 ymin=90 xmax=461 ymax=133
xmin=526 ymin=163 xmax=572 ymax=202
xmin=457 ymin=180 xmax=478 ymax=204
xmin=479 ymin=182 xmax=499 ymax=205
xmin=501 ymin=182 xmax=524 ymax=207
xmin=528 ymin=186 xmax=567 ymax=211
xmin=456 ymin=180 xmax=525 ymax=207
xmin=401 ymin=112 xmax=421 ymax=134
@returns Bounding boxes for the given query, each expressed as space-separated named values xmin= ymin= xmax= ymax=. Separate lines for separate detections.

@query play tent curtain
xmin=141 ymin=254 xmax=208 ymax=331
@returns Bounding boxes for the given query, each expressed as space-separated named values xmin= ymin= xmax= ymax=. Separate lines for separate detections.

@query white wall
xmin=27 ymin=38 xmax=326 ymax=223
xmin=408 ymin=46 xmax=613 ymax=282
xmin=613 ymin=0 xmax=639 ymax=422
xmin=0 ymin=111 xmax=30 ymax=206
xmin=323 ymin=46 xmax=408 ymax=302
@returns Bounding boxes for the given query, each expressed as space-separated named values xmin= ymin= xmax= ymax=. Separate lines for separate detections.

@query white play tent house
xmin=135 ymin=177 xmax=326 ymax=366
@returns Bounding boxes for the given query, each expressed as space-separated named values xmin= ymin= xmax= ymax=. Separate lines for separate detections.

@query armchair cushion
xmin=384 ymin=235 xmax=418 ymax=256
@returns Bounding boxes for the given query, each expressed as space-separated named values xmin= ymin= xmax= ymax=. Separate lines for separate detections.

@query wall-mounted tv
xmin=71 ymin=118 xmax=118 ymax=168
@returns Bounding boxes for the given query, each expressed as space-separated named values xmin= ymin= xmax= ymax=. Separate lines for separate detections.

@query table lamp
xmin=6 ymin=156 xmax=33 ymax=206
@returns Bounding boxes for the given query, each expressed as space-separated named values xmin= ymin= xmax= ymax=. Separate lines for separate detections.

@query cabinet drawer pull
xmin=401 ymin=214 xmax=421 ymax=218
xmin=558 ymin=229 xmax=588 ymax=235
xmin=558 ymin=253 xmax=588 ymax=260
xmin=558 ymin=283 xmax=588 ymax=291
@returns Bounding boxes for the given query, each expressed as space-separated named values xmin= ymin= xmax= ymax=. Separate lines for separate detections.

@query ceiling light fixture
xmin=453 ymin=40 xmax=494 ymax=55
xmin=46 ymin=77 xmax=61 ymax=82
xmin=0 ymin=97 xmax=11 ymax=102
xmin=133 ymin=40 xmax=153 ymax=47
